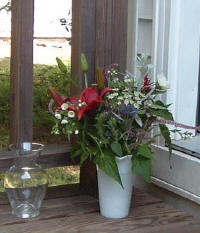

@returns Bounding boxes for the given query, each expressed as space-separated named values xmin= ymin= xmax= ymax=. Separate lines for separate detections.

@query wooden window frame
xmin=1 ymin=0 xmax=128 ymax=195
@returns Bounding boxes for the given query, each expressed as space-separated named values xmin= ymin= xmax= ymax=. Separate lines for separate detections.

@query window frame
xmin=127 ymin=0 xmax=200 ymax=203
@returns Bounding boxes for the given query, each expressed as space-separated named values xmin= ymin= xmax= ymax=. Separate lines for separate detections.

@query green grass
xmin=0 ymin=166 xmax=80 ymax=192
xmin=0 ymin=57 xmax=79 ymax=190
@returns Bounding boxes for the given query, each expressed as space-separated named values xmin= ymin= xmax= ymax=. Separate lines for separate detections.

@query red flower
xmin=49 ymin=88 xmax=65 ymax=106
xmin=78 ymin=87 xmax=112 ymax=120
xmin=142 ymin=75 xmax=152 ymax=93
xmin=49 ymin=87 xmax=113 ymax=120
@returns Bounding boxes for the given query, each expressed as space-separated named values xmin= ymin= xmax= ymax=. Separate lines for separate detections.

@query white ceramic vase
xmin=97 ymin=155 xmax=134 ymax=219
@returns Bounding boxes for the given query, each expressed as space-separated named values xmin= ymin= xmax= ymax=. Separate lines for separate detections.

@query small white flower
xmin=124 ymin=99 xmax=129 ymax=105
xmin=117 ymin=96 xmax=123 ymax=100
xmin=55 ymin=113 xmax=61 ymax=120
xmin=124 ymin=78 xmax=132 ymax=83
xmin=107 ymin=94 xmax=114 ymax=99
xmin=61 ymin=103 xmax=69 ymax=110
xmin=113 ymin=78 xmax=119 ymax=82
xmin=157 ymin=73 xmax=170 ymax=90
xmin=61 ymin=119 xmax=68 ymax=124
xmin=68 ymin=111 xmax=75 ymax=118
xmin=75 ymin=130 xmax=79 ymax=135
xmin=118 ymin=101 xmax=122 ymax=105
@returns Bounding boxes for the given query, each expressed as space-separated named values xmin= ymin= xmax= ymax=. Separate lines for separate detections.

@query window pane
xmin=33 ymin=0 xmax=71 ymax=145
xmin=0 ymin=0 xmax=11 ymax=149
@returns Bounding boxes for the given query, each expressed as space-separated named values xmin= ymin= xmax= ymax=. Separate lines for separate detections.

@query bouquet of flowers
xmin=49 ymin=54 xmax=192 ymax=186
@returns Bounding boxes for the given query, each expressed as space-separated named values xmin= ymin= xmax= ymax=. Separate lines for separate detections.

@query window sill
xmin=152 ymin=145 xmax=200 ymax=204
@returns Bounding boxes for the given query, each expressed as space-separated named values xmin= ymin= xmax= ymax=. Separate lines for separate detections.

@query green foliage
xmin=0 ymin=58 xmax=71 ymax=147
xmin=51 ymin=54 xmax=191 ymax=186
xmin=94 ymin=150 xmax=122 ymax=187
xmin=132 ymin=143 xmax=153 ymax=182
xmin=111 ymin=142 xmax=123 ymax=157
xmin=33 ymin=61 xmax=71 ymax=142
xmin=159 ymin=124 xmax=172 ymax=154
xmin=132 ymin=156 xmax=152 ymax=182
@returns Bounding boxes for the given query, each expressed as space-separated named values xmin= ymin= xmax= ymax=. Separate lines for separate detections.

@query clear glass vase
xmin=4 ymin=142 xmax=48 ymax=218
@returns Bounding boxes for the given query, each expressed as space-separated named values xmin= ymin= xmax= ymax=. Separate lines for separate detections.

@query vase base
xmin=100 ymin=212 xmax=129 ymax=219
xmin=12 ymin=204 xmax=40 ymax=218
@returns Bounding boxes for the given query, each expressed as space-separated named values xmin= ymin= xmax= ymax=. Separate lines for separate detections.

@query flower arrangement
xmin=49 ymin=54 xmax=192 ymax=186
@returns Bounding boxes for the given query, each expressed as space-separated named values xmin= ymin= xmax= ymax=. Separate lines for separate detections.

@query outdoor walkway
xmin=0 ymin=184 xmax=200 ymax=233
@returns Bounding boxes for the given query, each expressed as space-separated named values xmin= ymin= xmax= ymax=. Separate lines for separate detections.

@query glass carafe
xmin=4 ymin=142 xmax=48 ymax=218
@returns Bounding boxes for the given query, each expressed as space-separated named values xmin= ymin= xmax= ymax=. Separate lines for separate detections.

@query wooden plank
xmin=0 ymin=144 xmax=77 ymax=172
xmin=0 ymin=187 xmax=200 ymax=233
xmin=10 ymin=0 xmax=34 ymax=145
xmin=0 ymin=187 xmax=162 ymax=226
xmin=111 ymin=0 xmax=128 ymax=70
xmin=0 ymin=184 xmax=80 ymax=205
xmin=95 ymin=0 xmax=128 ymax=70
xmin=71 ymin=0 xmax=96 ymax=91
xmin=0 ymin=202 xmax=199 ymax=232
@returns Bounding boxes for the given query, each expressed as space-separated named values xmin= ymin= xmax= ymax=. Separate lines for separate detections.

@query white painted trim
xmin=127 ymin=0 xmax=139 ymax=75
xmin=151 ymin=0 xmax=159 ymax=82
xmin=151 ymin=176 xmax=200 ymax=204
xmin=152 ymin=145 xmax=200 ymax=204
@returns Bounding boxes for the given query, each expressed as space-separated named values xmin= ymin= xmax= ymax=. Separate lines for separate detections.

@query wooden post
xmin=71 ymin=0 xmax=128 ymax=196
xmin=95 ymin=0 xmax=128 ymax=70
xmin=10 ymin=0 xmax=34 ymax=145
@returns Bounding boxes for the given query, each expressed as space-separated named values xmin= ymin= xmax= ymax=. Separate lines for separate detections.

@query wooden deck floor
xmin=0 ymin=184 xmax=200 ymax=233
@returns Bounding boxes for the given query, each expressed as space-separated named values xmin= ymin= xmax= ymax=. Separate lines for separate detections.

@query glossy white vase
xmin=97 ymin=155 xmax=134 ymax=219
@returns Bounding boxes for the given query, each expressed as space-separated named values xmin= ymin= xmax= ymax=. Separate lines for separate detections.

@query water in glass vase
xmin=5 ymin=185 xmax=47 ymax=218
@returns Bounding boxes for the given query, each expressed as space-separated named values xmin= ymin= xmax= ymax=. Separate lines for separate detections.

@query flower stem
xmin=84 ymin=72 xmax=88 ymax=88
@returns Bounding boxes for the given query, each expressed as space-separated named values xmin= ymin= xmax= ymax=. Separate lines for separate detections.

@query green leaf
xmin=137 ymin=110 xmax=146 ymax=115
xmin=111 ymin=142 xmax=123 ymax=156
xmin=81 ymin=53 xmax=89 ymax=72
xmin=159 ymin=124 xmax=172 ymax=155
xmin=138 ymin=143 xmax=153 ymax=160
xmin=133 ymin=156 xmax=152 ymax=182
xmin=155 ymin=100 xmax=171 ymax=108
xmin=135 ymin=114 xmax=143 ymax=127
xmin=56 ymin=57 xmax=68 ymax=74
xmin=150 ymin=109 xmax=173 ymax=120
xmin=94 ymin=150 xmax=123 ymax=187
xmin=149 ymin=103 xmax=168 ymax=110
xmin=80 ymin=152 xmax=89 ymax=165
xmin=96 ymin=67 xmax=105 ymax=90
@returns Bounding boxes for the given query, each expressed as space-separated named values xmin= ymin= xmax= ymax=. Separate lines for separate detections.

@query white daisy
xmin=68 ymin=111 xmax=75 ymax=118
xmin=55 ymin=113 xmax=61 ymax=120
xmin=61 ymin=103 xmax=69 ymax=110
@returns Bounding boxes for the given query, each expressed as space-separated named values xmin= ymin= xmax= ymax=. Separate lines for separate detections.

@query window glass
xmin=33 ymin=0 xmax=72 ymax=145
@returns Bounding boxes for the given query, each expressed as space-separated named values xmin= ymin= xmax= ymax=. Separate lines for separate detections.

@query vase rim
xmin=9 ymin=142 xmax=44 ymax=152
xmin=115 ymin=154 xmax=132 ymax=161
